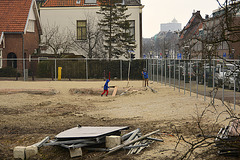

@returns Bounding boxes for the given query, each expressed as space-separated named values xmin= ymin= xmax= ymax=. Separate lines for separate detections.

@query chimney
xmin=205 ymin=14 xmax=209 ymax=19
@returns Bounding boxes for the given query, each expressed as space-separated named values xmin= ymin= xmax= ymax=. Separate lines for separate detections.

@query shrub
xmin=0 ymin=67 xmax=21 ymax=77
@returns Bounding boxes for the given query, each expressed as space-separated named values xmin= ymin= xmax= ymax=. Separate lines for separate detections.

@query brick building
xmin=0 ymin=0 xmax=42 ymax=73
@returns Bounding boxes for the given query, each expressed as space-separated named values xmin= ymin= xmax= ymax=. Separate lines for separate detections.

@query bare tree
xmin=42 ymin=23 xmax=75 ymax=55
xmin=153 ymin=31 xmax=179 ymax=58
xmin=73 ymin=15 xmax=105 ymax=58
xmin=142 ymin=38 xmax=154 ymax=57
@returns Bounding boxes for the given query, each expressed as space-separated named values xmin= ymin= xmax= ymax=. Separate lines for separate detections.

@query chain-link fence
xmin=1 ymin=57 xmax=240 ymax=108
xmin=0 ymin=58 xmax=147 ymax=81
xmin=147 ymin=58 xmax=240 ymax=109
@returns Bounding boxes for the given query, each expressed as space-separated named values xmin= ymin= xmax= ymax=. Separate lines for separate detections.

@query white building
xmin=40 ymin=0 xmax=143 ymax=59
xmin=160 ymin=18 xmax=182 ymax=32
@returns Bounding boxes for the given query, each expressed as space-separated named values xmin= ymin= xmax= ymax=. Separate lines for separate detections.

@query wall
xmin=2 ymin=20 xmax=40 ymax=73
xmin=40 ymin=5 xmax=143 ymax=58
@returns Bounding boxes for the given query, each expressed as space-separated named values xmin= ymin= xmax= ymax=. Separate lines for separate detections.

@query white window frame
xmin=128 ymin=20 xmax=135 ymax=40
xmin=84 ymin=0 xmax=97 ymax=4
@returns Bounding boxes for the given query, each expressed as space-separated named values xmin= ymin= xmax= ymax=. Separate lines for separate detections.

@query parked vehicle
xmin=214 ymin=63 xmax=235 ymax=86
xmin=224 ymin=70 xmax=240 ymax=91
xmin=198 ymin=65 xmax=214 ymax=84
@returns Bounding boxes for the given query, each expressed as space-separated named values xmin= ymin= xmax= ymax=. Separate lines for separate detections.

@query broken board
xmin=147 ymin=86 xmax=157 ymax=93
xmin=112 ymin=86 xmax=118 ymax=96
xmin=55 ymin=126 xmax=129 ymax=140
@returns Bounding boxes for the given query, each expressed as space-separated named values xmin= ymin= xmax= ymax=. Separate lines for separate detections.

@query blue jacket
xmin=142 ymin=71 xmax=148 ymax=79
xmin=104 ymin=79 xmax=110 ymax=90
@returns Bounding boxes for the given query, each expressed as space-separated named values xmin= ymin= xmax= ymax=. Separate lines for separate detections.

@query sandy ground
xmin=0 ymin=80 xmax=239 ymax=160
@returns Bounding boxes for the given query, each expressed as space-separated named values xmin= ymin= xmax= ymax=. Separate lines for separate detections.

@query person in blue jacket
xmin=101 ymin=79 xmax=110 ymax=96
xmin=142 ymin=68 xmax=148 ymax=87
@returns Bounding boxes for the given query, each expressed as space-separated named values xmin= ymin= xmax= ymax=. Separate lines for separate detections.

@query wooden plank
xmin=147 ymin=86 xmax=157 ymax=93
xmin=146 ymin=137 xmax=164 ymax=142
xmin=127 ymin=136 xmax=140 ymax=155
xmin=120 ymin=87 xmax=131 ymax=96
xmin=32 ymin=136 xmax=50 ymax=148
xmin=121 ymin=129 xmax=140 ymax=141
xmin=102 ymin=129 xmax=160 ymax=157
xmin=124 ymin=128 xmax=140 ymax=143
xmin=112 ymin=86 xmax=118 ymax=96
xmin=135 ymin=139 xmax=149 ymax=154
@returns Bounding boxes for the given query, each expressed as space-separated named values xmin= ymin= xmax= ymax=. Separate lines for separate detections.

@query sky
xmin=142 ymin=0 xmax=224 ymax=38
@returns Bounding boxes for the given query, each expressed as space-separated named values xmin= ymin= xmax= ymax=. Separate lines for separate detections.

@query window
xmin=77 ymin=20 xmax=87 ymax=40
xmin=27 ymin=20 xmax=35 ymax=32
xmin=84 ymin=0 xmax=96 ymax=4
xmin=76 ymin=0 xmax=81 ymax=4
xmin=128 ymin=20 xmax=135 ymax=40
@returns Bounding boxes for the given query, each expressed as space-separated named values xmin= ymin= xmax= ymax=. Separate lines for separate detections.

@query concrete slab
xmin=55 ymin=126 xmax=128 ymax=139
xmin=13 ymin=146 xmax=26 ymax=160
xmin=25 ymin=145 xmax=38 ymax=159
xmin=69 ymin=148 xmax=82 ymax=158
xmin=106 ymin=136 xmax=121 ymax=148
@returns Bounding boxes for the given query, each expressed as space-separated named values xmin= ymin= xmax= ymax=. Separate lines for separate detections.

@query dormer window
xmin=84 ymin=0 xmax=96 ymax=4
xmin=76 ymin=0 xmax=80 ymax=4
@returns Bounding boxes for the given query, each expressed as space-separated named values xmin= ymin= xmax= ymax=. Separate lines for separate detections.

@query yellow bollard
xmin=58 ymin=67 xmax=62 ymax=81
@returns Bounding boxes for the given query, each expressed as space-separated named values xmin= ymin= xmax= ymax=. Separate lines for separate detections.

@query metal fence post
xmin=196 ymin=60 xmax=198 ymax=98
xmin=174 ymin=59 xmax=176 ymax=90
xmin=190 ymin=60 xmax=192 ymax=96
xmin=165 ymin=58 xmax=167 ymax=86
xmin=157 ymin=59 xmax=159 ymax=83
xmin=234 ymin=60 xmax=236 ymax=110
xmin=120 ymin=60 xmax=122 ymax=81
xmin=179 ymin=59 xmax=180 ymax=92
xmin=212 ymin=59 xmax=215 ymax=104
xmin=161 ymin=59 xmax=163 ymax=85
xmin=222 ymin=60 xmax=225 ymax=104
xmin=204 ymin=60 xmax=206 ymax=101
xmin=153 ymin=59 xmax=155 ymax=82
xmin=86 ymin=58 xmax=88 ymax=81
xmin=169 ymin=59 xmax=171 ymax=87
xmin=146 ymin=58 xmax=147 ymax=71
xmin=55 ymin=59 xmax=57 ymax=81
xmin=184 ymin=60 xmax=186 ymax=94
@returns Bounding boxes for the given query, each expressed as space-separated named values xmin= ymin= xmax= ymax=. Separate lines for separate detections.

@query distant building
xmin=160 ymin=18 xmax=182 ymax=32
xmin=179 ymin=11 xmax=203 ymax=59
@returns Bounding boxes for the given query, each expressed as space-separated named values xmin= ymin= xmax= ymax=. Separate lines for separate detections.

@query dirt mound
xmin=0 ymin=89 xmax=58 ymax=95
xmin=69 ymin=88 xmax=127 ymax=96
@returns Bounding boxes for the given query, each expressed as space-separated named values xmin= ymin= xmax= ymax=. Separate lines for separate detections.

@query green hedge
xmin=0 ymin=67 xmax=21 ymax=77
xmin=34 ymin=59 xmax=146 ymax=80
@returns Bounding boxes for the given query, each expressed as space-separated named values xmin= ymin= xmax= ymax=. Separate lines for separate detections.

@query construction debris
xmin=0 ymin=89 xmax=58 ymax=95
xmin=147 ymin=86 xmax=157 ymax=93
xmin=112 ymin=86 xmax=118 ymax=96
xmin=215 ymin=119 xmax=240 ymax=156
xmin=120 ymin=87 xmax=132 ymax=96
xmin=21 ymin=126 xmax=162 ymax=159
xmin=102 ymin=129 xmax=160 ymax=157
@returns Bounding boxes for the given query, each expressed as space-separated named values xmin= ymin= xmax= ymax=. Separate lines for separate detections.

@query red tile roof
xmin=180 ymin=11 xmax=203 ymax=40
xmin=42 ymin=0 xmax=135 ymax=7
xmin=0 ymin=0 xmax=33 ymax=33
xmin=43 ymin=0 xmax=101 ymax=7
